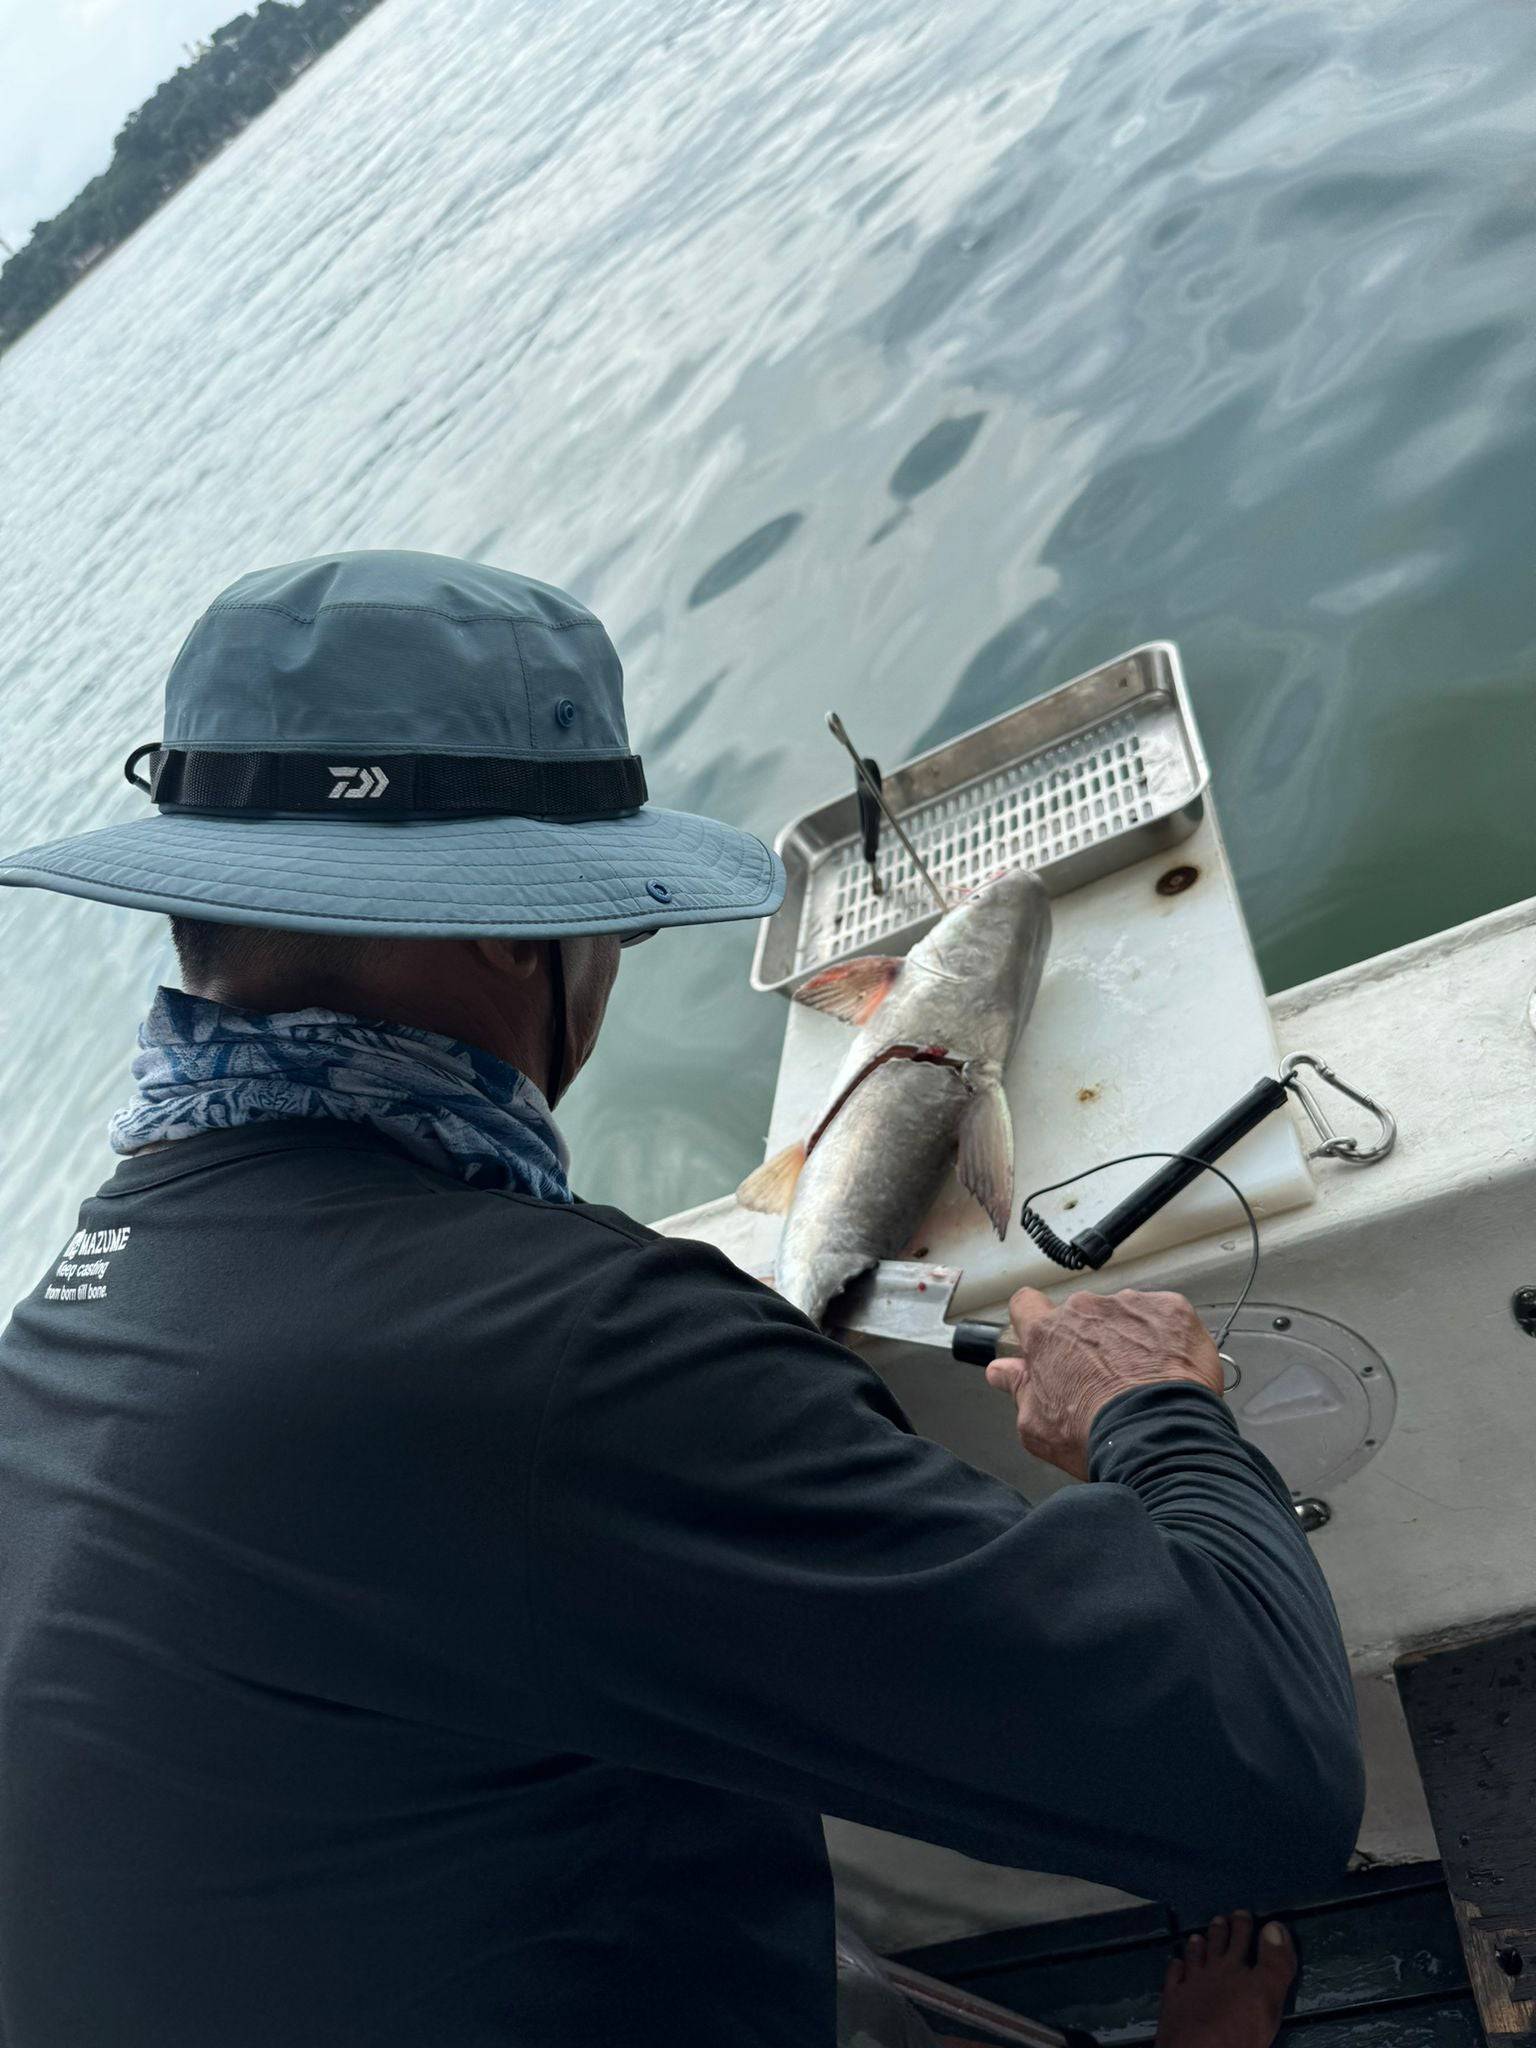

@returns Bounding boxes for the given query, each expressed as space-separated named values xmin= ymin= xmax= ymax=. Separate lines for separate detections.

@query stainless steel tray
xmin=751 ymin=642 xmax=1208 ymax=995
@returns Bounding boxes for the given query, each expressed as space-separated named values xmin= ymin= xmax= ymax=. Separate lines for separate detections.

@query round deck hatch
xmin=1195 ymin=1302 xmax=1394 ymax=1496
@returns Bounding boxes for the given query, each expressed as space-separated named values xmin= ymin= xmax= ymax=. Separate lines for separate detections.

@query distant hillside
xmin=0 ymin=0 xmax=387 ymax=355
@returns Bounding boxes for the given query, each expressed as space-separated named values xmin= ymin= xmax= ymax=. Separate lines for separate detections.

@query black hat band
xmin=125 ymin=745 xmax=648 ymax=820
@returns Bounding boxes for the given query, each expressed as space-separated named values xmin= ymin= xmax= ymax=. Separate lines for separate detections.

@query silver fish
xmin=739 ymin=867 xmax=1051 ymax=1325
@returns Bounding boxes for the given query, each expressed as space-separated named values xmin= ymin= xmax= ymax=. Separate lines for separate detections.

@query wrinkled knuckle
xmin=1155 ymin=1293 xmax=1199 ymax=1329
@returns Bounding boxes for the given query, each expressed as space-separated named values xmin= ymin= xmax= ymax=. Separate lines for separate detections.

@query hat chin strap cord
xmin=545 ymin=940 xmax=572 ymax=1111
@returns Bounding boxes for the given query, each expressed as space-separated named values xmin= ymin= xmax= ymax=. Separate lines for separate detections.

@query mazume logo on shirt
xmin=46 ymin=1225 xmax=131 ymax=1304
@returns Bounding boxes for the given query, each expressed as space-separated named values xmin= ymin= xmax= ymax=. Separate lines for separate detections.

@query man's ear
xmin=469 ymin=937 xmax=543 ymax=982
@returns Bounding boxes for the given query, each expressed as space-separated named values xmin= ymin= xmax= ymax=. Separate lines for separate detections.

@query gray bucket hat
xmin=0 ymin=550 xmax=785 ymax=940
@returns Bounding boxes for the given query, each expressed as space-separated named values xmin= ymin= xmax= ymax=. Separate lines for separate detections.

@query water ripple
xmin=3 ymin=0 xmax=1536 ymax=1292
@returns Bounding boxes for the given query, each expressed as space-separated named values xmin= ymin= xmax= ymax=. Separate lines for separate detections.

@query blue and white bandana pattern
xmin=109 ymin=987 xmax=572 ymax=1202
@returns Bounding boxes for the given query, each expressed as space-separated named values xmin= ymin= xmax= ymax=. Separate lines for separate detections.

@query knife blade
xmin=828 ymin=1262 xmax=1016 ymax=1365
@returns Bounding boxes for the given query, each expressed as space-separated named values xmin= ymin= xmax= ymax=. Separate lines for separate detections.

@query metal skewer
xmin=826 ymin=711 xmax=950 ymax=914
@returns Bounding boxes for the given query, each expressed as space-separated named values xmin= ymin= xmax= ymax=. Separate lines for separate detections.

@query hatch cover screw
xmin=1293 ymin=1498 xmax=1330 ymax=1533
xmin=1496 ymin=1947 xmax=1524 ymax=1979
xmin=1512 ymin=1289 xmax=1536 ymax=1337
xmin=1272 ymin=1315 xmax=1291 ymax=1331
xmin=1155 ymin=864 xmax=1199 ymax=897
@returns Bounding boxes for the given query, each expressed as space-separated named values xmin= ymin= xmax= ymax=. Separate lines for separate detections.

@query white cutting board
xmin=758 ymin=803 xmax=1314 ymax=1313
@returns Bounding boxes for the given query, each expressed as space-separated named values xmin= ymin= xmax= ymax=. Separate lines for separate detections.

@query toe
xmin=1163 ymin=1954 xmax=1185 ymax=1992
xmin=1184 ymin=1932 xmax=1207 ymax=1970
xmin=1208 ymin=1914 xmax=1230 ymax=1958
xmin=1258 ymin=1920 xmax=1297 ymax=1994
xmin=1230 ymin=1908 xmax=1254 ymax=1960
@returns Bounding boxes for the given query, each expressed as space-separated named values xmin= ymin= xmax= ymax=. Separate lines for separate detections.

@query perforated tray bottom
xmin=796 ymin=710 xmax=1155 ymax=976
xmin=752 ymin=642 xmax=1207 ymax=995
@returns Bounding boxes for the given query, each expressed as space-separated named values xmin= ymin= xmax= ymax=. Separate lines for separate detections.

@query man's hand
xmin=985 ymin=1288 xmax=1224 ymax=1481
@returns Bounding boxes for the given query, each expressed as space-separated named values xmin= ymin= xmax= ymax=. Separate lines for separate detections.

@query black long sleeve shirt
xmin=0 ymin=1123 xmax=1362 ymax=2046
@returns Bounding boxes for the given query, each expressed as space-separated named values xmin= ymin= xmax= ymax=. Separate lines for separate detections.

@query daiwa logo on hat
xmin=328 ymin=765 xmax=391 ymax=800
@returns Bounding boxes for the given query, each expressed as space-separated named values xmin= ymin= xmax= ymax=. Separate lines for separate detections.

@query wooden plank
xmin=1280 ymin=1996 xmax=1485 ymax=2048
xmin=1398 ymin=1622 xmax=1536 ymax=2041
xmin=896 ymin=1866 xmax=1468 ymax=2040
xmin=918 ymin=1993 xmax=1484 ymax=2048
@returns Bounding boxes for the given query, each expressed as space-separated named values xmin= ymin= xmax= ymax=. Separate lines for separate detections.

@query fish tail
xmin=784 ymin=1250 xmax=879 ymax=1330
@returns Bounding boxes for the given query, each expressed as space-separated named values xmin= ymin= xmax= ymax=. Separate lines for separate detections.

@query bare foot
xmin=1154 ymin=1910 xmax=1296 ymax=2048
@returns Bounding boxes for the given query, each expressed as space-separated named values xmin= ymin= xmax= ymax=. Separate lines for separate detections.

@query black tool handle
xmin=1070 ymin=1074 xmax=1291 ymax=1270
xmin=952 ymin=1319 xmax=1013 ymax=1367
xmin=856 ymin=758 xmax=883 ymax=865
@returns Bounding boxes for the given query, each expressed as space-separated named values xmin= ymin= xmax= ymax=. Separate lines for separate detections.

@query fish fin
xmin=793 ymin=955 xmax=903 ymax=1025
xmin=737 ymin=1140 xmax=807 ymax=1215
xmin=957 ymin=1064 xmax=1014 ymax=1240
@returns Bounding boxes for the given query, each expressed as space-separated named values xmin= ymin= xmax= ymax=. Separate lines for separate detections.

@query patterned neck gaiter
xmin=108 ymin=986 xmax=572 ymax=1203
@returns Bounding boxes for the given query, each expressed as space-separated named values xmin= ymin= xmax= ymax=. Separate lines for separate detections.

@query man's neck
xmin=182 ymin=974 xmax=555 ymax=1099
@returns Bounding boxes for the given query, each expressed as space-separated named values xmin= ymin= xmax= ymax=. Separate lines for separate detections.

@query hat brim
xmin=0 ymin=805 xmax=786 ymax=940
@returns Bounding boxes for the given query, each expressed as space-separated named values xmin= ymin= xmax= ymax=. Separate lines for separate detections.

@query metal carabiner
xmin=1280 ymin=1052 xmax=1397 ymax=1164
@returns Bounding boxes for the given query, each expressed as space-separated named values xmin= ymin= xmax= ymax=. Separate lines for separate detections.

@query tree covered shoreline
xmin=1 ymin=0 xmax=387 ymax=355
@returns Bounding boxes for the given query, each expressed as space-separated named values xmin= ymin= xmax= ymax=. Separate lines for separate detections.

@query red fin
xmin=793 ymin=955 xmax=903 ymax=1026
xmin=737 ymin=1140 xmax=807 ymax=1215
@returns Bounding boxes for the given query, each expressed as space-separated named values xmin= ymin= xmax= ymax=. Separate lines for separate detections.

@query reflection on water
xmin=688 ymin=513 xmax=805 ymax=607
xmin=888 ymin=414 xmax=988 ymax=501
xmin=3 ymin=0 xmax=1536 ymax=1305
